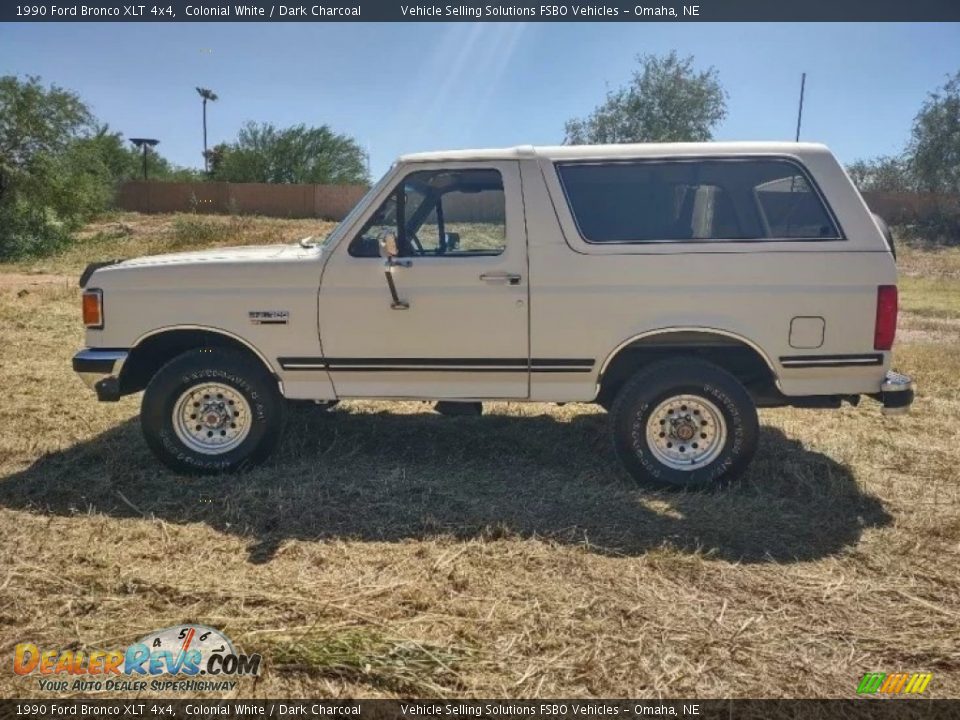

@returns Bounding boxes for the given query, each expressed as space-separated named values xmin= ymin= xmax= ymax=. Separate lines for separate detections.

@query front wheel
xmin=141 ymin=348 xmax=285 ymax=475
xmin=611 ymin=359 xmax=759 ymax=490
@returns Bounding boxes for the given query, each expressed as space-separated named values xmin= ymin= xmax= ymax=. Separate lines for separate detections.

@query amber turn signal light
xmin=82 ymin=289 xmax=103 ymax=329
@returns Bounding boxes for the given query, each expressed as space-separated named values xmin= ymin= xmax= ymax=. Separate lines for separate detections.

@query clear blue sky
xmin=1 ymin=22 xmax=958 ymax=178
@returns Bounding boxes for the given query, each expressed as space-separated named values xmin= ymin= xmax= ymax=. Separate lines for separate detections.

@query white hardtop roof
xmin=398 ymin=141 xmax=831 ymax=164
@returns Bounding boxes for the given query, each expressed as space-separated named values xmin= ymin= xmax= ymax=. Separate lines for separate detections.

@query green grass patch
xmin=899 ymin=275 xmax=960 ymax=319
xmin=260 ymin=629 xmax=472 ymax=694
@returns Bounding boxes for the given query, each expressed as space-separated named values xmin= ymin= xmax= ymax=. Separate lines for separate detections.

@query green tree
xmin=564 ymin=51 xmax=728 ymax=145
xmin=846 ymin=155 xmax=914 ymax=193
xmin=905 ymin=70 xmax=960 ymax=244
xmin=0 ymin=75 xmax=101 ymax=258
xmin=211 ymin=121 xmax=367 ymax=184
xmin=72 ymin=126 xmax=203 ymax=183
xmin=73 ymin=126 xmax=140 ymax=181
xmin=909 ymin=71 xmax=960 ymax=194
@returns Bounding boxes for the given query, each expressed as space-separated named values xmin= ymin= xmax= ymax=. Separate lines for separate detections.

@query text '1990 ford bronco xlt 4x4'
xmin=73 ymin=142 xmax=913 ymax=489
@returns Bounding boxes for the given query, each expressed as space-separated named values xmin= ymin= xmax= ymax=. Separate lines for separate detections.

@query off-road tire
xmin=141 ymin=347 xmax=285 ymax=475
xmin=611 ymin=358 xmax=759 ymax=490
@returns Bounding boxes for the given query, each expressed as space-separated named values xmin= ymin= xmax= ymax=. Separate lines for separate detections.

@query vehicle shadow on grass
xmin=0 ymin=403 xmax=892 ymax=564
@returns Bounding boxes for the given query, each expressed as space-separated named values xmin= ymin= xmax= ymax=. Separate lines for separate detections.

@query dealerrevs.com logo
xmin=857 ymin=672 xmax=933 ymax=695
xmin=14 ymin=624 xmax=261 ymax=693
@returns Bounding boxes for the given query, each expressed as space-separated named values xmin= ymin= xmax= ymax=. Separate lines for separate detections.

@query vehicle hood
xmin=115 ymin=243 xmax=311 ymax=268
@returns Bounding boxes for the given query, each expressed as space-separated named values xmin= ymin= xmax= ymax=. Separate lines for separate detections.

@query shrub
xmin=169 ymin=214 xmax=255 ymax=248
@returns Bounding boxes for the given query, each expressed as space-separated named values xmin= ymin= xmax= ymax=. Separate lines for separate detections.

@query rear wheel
xmin=141 ymin=348 xmax=285 ymax=475
xmin=611 ymin=358 xmax=758 ymax=490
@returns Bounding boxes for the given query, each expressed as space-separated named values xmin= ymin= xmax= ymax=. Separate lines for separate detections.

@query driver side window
xmin=349 ymin=169 xmax=506 ymax=258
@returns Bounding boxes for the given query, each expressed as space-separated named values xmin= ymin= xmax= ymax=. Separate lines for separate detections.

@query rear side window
xmin=556 ymin=158 xmax=841 ymax=243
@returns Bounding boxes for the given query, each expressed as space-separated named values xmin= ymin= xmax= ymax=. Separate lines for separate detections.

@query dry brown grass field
xmin=0 ymin=213 xmax=957 ymax=700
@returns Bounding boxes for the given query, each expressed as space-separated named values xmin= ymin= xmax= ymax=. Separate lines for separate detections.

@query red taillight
xmin=874 ymin=285 xmax=898 ymax=351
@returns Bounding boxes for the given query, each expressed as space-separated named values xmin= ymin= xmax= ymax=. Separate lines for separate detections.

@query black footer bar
xmin=1 ymin=699 xmax=956 ymax=720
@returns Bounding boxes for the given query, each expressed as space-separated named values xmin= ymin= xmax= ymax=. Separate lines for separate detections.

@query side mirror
xmin=379 ymin=230 xmax=399 ymax=260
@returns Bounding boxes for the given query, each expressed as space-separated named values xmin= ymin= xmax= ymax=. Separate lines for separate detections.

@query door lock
xmin=479 ymin=272 xmax=522 ymax=286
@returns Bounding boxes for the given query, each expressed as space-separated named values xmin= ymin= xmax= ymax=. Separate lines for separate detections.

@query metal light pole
xmin=130 ymin=138 xmax=160 ymax=180
xmin=196 ymin=88 xmax=219 ymax=173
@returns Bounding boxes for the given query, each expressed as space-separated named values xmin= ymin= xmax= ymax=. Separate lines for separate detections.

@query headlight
xmin=82 ymin=288 xmax=104 ymax=329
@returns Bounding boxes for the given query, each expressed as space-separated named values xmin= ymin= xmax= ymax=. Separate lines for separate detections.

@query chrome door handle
xmin=479 ymin=272 xmax=522 ymax=286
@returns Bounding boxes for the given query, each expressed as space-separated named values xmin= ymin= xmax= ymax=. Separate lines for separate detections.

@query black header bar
xmin=3 ymin=0 xmax=960 ymax=23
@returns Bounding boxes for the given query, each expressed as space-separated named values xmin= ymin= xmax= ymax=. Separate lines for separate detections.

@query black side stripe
xmin=277 ymin=357 xmax=595 ymax=373
xmin=531 ymin=358 xmax=594 ymax=367
xmin=317 ymin=367 xmax=593 ymax=373
xmin=780 ymin=353 xmax=883 ymax=369
xmin=328 ymin=358 xmax=528 ymax=367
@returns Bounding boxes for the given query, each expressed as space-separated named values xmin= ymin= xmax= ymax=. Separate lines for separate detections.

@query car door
xmin=315 ymin=161 xmax=529 ymax=399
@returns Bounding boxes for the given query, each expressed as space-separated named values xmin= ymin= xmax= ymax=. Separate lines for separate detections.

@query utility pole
xmin=795 ymin=72 xmax=806 ymax=142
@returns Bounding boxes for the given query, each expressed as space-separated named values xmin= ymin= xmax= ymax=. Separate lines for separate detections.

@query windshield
xmin=320 ymin=168 xmax=395 ymax=248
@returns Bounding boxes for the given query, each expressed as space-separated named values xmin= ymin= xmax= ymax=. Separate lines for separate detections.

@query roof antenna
xmin=795 ymin=72 xmax=806 ymax=142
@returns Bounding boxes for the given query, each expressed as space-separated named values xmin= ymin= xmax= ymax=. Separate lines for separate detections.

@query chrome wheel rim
xmin=172 ymin=382 xmax=251 ymax=455
xmin=645 ymin=394 xmax=727 ymax=470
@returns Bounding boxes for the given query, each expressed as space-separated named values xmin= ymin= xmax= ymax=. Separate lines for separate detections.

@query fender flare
xmin=598 ymin=326 xmax=779 ymax=380
xmin=129 ymin=324 xmax=282 ymax=384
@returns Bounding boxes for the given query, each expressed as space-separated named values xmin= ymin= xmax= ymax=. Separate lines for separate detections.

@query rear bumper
xmin=871 ymin=370 xmax=914 ymax=416
xmin=72 ymin=349 xmax=128 ymax=402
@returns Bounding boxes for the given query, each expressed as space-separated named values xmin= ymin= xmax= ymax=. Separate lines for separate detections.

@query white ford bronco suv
xmin=73 ymin=142 xmax=913 ymax=489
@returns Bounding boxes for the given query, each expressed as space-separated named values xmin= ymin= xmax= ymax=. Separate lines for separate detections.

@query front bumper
xmin=873 ymin=370 xmax=914 ymax=416
xmin=72 ymin=349 xmax=128 ymax=402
